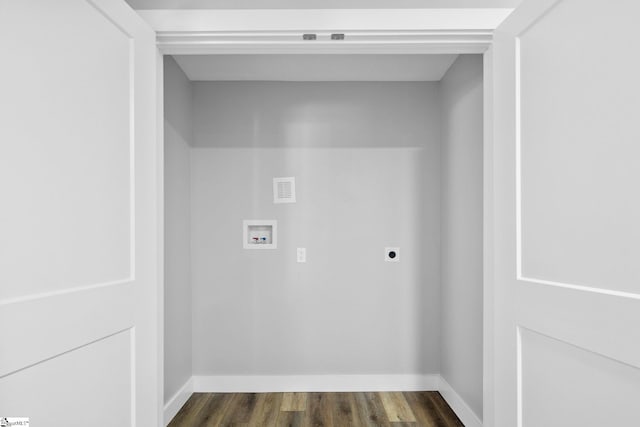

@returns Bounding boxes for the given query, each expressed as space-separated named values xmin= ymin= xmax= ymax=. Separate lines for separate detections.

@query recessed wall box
xmin=243 ymin=220 xmax=277 ymax=249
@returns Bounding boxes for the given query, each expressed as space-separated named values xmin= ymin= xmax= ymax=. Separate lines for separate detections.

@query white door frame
xmin=143 ymin=8 xmax=510 ymax=426
xmin=141 ymin=8 xmax=509 ymax=55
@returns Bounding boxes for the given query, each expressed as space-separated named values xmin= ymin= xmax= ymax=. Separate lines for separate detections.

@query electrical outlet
xmin=385 ymin=247 xmax=400 ymax=262
xmin=297 ymin=248 xmax=306 ymax=263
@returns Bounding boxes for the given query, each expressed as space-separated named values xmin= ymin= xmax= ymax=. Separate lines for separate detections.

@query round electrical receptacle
xmin=385 ymin=247 xmax=400 ymax=262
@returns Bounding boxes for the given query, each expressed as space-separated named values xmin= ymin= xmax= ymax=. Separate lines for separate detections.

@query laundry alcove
xmin=163 ymin=52 xmax=484 ymax=426
xmin=5 ymin=2 xmax=637 ymax=425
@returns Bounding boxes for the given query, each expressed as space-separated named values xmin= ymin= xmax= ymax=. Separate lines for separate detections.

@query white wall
xmin=164 ymin=56 xmax=193 ymax=402
xmin=127 ymin=0 xmax=521 ymax=9
xmin=190 ymin=82 xmax=441 ymax=376
xmin=439 ymin=55 xmax=484 ymax=418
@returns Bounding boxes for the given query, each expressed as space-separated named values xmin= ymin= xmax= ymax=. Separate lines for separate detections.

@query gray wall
xmin=164 ymin=56 xmax=193 ymax=402
xmin=439 ymin=55 xmax=484 ymax=418
xmin=191 ymin=82 xmax=441 ymax=375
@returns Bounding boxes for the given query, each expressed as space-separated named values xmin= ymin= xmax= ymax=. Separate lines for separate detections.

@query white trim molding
xmin=138 ymin=9 xmax=513 ymax=54
xmin=139 ymin=8 xmax=513 ymax=31
xmin=439 ymin=376 xmax=483 ymax=427
xmin=152 ymin=30 xmax=494 ymax=55
xmin=164 ymin=377 xmax=194 ymax=426
xmin=193 ymin=374 xmax=440 ymax=393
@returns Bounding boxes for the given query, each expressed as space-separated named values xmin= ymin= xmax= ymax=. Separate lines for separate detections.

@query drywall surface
xmin=439 ymin=55 xmax=484 ymax=418
xmin=173 ymin=54 xmax=458 ymax=82
xmin=191 ymin=82 xmax=441 ymax=375
xmin=164 ymin=56 xmax=193 ymax=403
xmin=192 ymin=82 xmax=439 ymax=148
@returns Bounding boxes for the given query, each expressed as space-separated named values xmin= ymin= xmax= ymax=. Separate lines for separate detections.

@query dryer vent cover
xmin=273 ymin=177 xmax=296 ymax=204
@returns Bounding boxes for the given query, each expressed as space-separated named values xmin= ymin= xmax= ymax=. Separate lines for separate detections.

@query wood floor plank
xmin=332 ymin=392 xmax=363 ymax=427
xmin=379 ymin=392 xmax=417 ymax=423
xmin=306 ymin=392 xmax=335 ymax=427
xmin=248 ymin=393 xmax=283 ymax=427
xmin=429 ymin=393 xmax=464 ymax=427
xmin=281 ymin=392 xmax=308 ymax=412
xmin=167 ymin=391 xmax=463 ymax=427
xmin=276 ymin=410 xmax=305 ymax=427
xmin=386 ymin=423 xmax=417 ymax=427
xmin=353 ymin=392 xmax=390 ymax=427
xmin=167 ymin=393 xmax=210 ymax=427
xmin=218 ymin=393 xmax=258 ymax=426
xmin=189 ymin=393 xmax=234 ymax=427
xmin=403 ymin=392 xmax=447 ymax=427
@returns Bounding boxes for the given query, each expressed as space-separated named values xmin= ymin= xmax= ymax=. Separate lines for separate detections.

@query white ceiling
xmin=173 ymin=54 xmax=459 ymax=82
xmin=127 ymin=0 xmax=520 ymax=9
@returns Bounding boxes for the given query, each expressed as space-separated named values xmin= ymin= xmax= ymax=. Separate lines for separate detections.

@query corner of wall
xmin=163 ymin=376 xmax=194 ymax=426
xmin=439 ymin=375 xmax=483 ymax=427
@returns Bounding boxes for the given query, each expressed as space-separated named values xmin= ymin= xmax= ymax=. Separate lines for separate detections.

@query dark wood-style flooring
xmin=168 ymin=392 xmax=464 ymax=426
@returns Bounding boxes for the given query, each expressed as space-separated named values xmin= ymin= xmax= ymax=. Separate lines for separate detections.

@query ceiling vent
xmin=273 ymin=177 xmax=296 ymax=204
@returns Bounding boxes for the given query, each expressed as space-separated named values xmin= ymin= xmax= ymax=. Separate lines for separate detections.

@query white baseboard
xmin=164 ymin=377 xmax=194 ymax=426
xmin=193 ymin=374 xmax=439 ymax=393
xmin=438 ymin=376 xmax=483 ymax=427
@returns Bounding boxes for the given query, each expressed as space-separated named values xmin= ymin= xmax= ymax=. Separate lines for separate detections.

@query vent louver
xmin=273 ymin=177 xmax=296 ymax=204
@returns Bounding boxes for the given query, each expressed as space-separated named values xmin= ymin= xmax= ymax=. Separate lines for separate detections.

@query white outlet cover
xmin=297 ymin=248 xmax=306 ymax=263
xmin=385 ymin=247 xmax=400 ymax=262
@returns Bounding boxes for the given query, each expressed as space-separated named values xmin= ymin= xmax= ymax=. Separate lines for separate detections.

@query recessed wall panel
xmin=0 ymin=0 xmax=132 ymax=300
xmin=0 ymin=330 xmax=132 ymax=426
xmin=521 ymin=328 xmax=640 ymax=427
xmin=519 ymin=0 xmax=640 ymax=294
